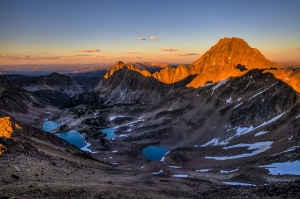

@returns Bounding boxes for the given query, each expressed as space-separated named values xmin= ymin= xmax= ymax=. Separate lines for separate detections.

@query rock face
xmin=187 ymin=37 xmax=280 ymax=87
xmin=99 ymin=37 xmax=300 ymax=92
xmin=96 ymin=63 xmax=196 ymax=104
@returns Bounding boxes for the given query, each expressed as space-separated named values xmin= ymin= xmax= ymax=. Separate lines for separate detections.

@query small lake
xmin=142 ymin=146 xmax=170 ymax=161
xmin=100 ymin=128 xmax=117 ymax=140
xmin=42 ymin=121 xmax=61 ymax=132
xmin=55 ymin=131 xmax=87 ymax=148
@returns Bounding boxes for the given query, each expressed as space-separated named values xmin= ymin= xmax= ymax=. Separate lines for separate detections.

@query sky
xmin=0 ymin=0 xmax=299 ymax=67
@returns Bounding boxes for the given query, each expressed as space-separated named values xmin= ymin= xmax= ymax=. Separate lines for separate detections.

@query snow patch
xmin=270 ymin=146 xmax=300 ymax=156
xmin=152 ymin=170 xmax=163 ymax=175
xmin=254 ymin=130 xmax=269 ymax=137
xmin=201 ymin=138 xmax=220 ymax=146
xmin=259 ymin=160 xmax=300 ymax=175
xmin=80 ymin=143 xmax=97 ymax=153
xmin=211 ymin=79 xmax=228 ymax=95
xmin=237 ymin=98 xmax=242 ymax=101
xmin=109 ymin=116 xmax=125 ymax=121
xmin=111 ymin=150 xmax=118 ymax=153
xmin=205 ymin=141 xmax=273 ymax=160
xmin=119 ymin=134 xmax=129 ymax=137
xmin=195 ymin=169 xmax=212 ymax=172
xmin=249 ymin=83 xmax=277 ymax=100
xmin=220 ymin=169 xmax=239 ymax=173
xmin=295 ymin=114 xmax=300 ymax=120
xmin=223 ymin=182 xmax=256 ymax=186
xmin=113 ymin=116 xmax=145 ymax=129
xmin=235 ymin=112 xmax=285 ymax=136
xmin=167 ymin=165 xmax=182 ymax=169
xmin=172 ymin=174 xmax=188 ymax=178
xmin=234 ymin=102 xmax=244 ymax=109
xmin=226 ymin=97 xmax=232 ymax=103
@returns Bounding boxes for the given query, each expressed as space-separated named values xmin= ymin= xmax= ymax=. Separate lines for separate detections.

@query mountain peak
xmin=103 ymin=61 xmax=151 ymax=79
xmin=187 ymin=37 xmax=280 ymax=87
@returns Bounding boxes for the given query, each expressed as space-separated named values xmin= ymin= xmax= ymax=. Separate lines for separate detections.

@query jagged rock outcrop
xmin=95 ymin=63 xmax=196 ymax=105
xmin=103 ymin=61 xmax=152 ymax=79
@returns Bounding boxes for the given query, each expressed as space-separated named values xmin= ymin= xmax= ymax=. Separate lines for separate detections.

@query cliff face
xmin=103 ymin=61 xmax=152 ymax=80
xmin=186 ymin=37 xmax=280 ymax=88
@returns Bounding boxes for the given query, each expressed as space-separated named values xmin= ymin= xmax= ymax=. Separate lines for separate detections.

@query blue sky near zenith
xmin=0 ymin=0 xmax=299 ymax=66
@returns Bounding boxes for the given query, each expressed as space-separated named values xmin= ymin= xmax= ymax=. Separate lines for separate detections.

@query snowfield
xmin=259 ymin=160 xmax=300 ymax=175
xmin=205 ymin=141 xmax=273 ymax=160
xmin=202 ymin=112 xmax=285 ymax=146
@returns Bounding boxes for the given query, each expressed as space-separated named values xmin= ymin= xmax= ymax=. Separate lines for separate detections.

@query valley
xmin=0 ymin=37 xmax=300 ymax=198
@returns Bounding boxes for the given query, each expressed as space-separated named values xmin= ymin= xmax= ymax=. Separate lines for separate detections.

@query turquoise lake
xmin=55 ymin=131 xmax=87 ymax=148
xmin=42 ymin=121 xmax=61 ymax=132
xmin=100 ymin=128 xmax=117 ymax=140
xmin=142 ymin=146 xmax=170 ymax=161
xmin=42 ymin=121 xmax=87 ymax=149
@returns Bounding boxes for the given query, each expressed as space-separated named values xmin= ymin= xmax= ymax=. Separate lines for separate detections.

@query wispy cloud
xmin=290 ymin=48 xmax=300 ymax=51
xmin=113 ymin=40 xmax=119 ymax=43
xmin=35 ymin=40 xmax=40 ymax=42
xmin=77 ymin=49 xmax=100 ymax=52
xmin=175 ymin=53 xmax=201 ymax=56
xmin=1 ymin=54 xmax=62 ymax=60
xmin=150 ymin=36 xmax=158 ymax=41
xmin=76 ymin=55 xmax=91 ymax=56
xmin=125 ymin=52 xmax=140 ymax=54
xmin=122 ymin=56 xmax=142 ymax=59
xmin=162 ymin=48 xmax=179 ymax=51
xmin=137 ymin=37 xmax=146 ymax=40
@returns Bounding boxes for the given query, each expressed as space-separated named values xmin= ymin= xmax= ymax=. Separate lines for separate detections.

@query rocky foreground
xmin=0 ymin=116 xmax=299 ymax=199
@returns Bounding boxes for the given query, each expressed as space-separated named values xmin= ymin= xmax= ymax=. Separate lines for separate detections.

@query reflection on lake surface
xmin=42 ymin=121 xmax=61 ymax=132
xmin=100 ymin=128 xmax=117 ymax=140
xmin=142 ymin=146 xmax=170 ymax=161
xmin=55 ymin=131 xmax=87 ymax=148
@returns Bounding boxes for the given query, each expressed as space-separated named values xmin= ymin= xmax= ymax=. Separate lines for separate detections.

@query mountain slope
xmin=12 ymin=72 xmax=89 ymax=95
xmin=0 ymin=76 xmax=59 ymax=126
xmin=108 ymin=69 xmax=300 ymax=170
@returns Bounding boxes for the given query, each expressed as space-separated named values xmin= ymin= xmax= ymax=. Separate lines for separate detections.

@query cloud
xmin=35 ymin=40 xmax=40 ymax=42
xmin=162 ymin=48 xmax=179 ymax=51
xmin=1 ymin=54 xmax=62 ymax=60
xmin=77 ymin=49 xmax=100 ymax=52
xmin=113 ymin=40 xmax=119 ymax=43
xmin=150 ymin=36 xmax=158 ymax=41
xmin=125 ymin=52 xmax=140 ymax=54
xmin=290 ymin=48 xmax=300 ymax=51
xmin=40 ymin=56 xmax=62 ymax=60
xmin=175 ymin=53 xmax=201 ymax=56
xmin=76 ymin=55 xmax=91 ymax=56
xmin=122 ymin=56 xmax=142 ymax=59
xmin=137 ymin=37 xmax=146 ymax=40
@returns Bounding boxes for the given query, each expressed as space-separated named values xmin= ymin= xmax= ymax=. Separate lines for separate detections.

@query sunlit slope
xmin=101 ymin=37 xmax=300 ymax=92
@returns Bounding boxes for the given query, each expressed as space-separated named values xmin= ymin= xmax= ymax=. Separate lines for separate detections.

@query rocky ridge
xmin=102 ymin=37 xmax=300 ymax=92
